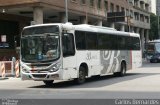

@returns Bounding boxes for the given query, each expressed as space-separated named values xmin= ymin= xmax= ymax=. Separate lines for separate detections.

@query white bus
xmin=20 ymin=23 xmax=142 ymax=85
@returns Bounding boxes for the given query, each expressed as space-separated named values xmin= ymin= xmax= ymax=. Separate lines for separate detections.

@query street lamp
xmin=65 ymin=0 xmax=68 ymax=23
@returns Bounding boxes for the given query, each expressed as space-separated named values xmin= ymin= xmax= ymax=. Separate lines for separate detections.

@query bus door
xmin=62 ymin=33 xmax=77 ymax=79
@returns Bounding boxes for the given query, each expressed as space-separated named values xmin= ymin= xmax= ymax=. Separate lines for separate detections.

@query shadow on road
xmin=29 ymin=72 xmax=159 ymax=89
xmin=142 ymin=61 xmax=160 ymax=68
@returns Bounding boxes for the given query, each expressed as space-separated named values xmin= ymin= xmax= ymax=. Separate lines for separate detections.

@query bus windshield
xmin=146 ymin=43 xmax=155 ymax=54
xmin=155 ymin=43 xmax=160 ymax=53
xmin=21 ymin=26 xmax=60 ymax=62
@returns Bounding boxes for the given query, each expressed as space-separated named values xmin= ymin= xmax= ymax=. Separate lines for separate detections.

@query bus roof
xmin=148 ymin=39 xmax=160 ymax=43
xmin=23 ymin=23 xmax=140 ymax=37
xmin=23 ymin=23 xmax=61 ymax=29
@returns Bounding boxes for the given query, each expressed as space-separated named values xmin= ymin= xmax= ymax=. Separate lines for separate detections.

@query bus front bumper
xmin=21 ymin=72 xmax=61 ymax=81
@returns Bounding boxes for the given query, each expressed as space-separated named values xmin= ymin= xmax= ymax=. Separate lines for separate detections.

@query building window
xmin=110 ymin=3 xmax=114 ymax=12
xmin=81 ymin=0 xmax=86 ymax=5
xmin=128 ymin=0 xmax=133 ymax=5
xmin=134 ymin=12 xmax=139 ymax=21
xmin=90 ymin=0 xmax=94 ymax=7
xmin=97 ymin=0 xmax=102 ymax=9
xmin=71 ymin=0 xmax=78 ymax=3
xmin=140 ymin=1 xmax=144 ymax=9
xmin=130 ymin=10 xmax=133 ymax=18
xmin=121 ymin=7 xmax=124 ymax=12
xmin=104 ymin=1 xmax=108 ymax=11
xmin=116 ymin=5 xmax=120 ymax=12
xmin=140 ymin=14 xmax=144 ymax=22
xmin=145 ymin=4 xmax=149 ymax=12
xmin=126 ymin=9 xmax=129 ymax=16
xmin=134 ymin=0 xmax=139 ymax=7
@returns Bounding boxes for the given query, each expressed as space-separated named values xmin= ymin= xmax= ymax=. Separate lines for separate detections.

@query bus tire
xmin=43 ymin=80 xmax=54 ymax=86
xmin=114 ymin=62 xmax=126 ymax=77
xmin=75 ymin=66 xmax=86 ymax=84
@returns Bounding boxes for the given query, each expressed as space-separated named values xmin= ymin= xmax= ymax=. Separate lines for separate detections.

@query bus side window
xmin=62 ymin=33 xmax=75 ymax=57
xmin=132 ymin=37 xmax=140 ymax=50
xmin=75 ymin=31 xmax=86 ymax=50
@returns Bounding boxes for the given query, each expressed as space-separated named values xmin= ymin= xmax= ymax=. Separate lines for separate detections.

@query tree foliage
xmin=150 ymin=13 xmax=159 ymax=40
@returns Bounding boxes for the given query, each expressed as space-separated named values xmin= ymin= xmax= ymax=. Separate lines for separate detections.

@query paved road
xmin=0 ymin=61 xmax=160 ymax=100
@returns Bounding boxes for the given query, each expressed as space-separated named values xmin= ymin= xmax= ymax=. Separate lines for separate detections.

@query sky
xmin=151 ymin=0 xmax=156 ymax=14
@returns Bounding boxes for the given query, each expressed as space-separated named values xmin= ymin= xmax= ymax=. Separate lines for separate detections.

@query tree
xmin=149 ymin=13 xmax=159 ymax=40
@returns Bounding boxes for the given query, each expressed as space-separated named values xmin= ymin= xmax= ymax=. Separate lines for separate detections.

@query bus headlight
xmin=49 ymin=63 xmax=61 ymax=72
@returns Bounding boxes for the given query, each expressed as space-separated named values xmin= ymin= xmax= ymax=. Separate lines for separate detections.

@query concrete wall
xmin=0 ymin=0 xmax=106 ymax=18
xmin=0 ymin=0 xmax=39 ymax=6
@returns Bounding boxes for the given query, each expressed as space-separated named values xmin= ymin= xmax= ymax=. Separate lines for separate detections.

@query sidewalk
xmin=0 ymin=73 xmax=16 ymax=80
xmin=142 ymin=58 xmax=150 ymax=64
xmin=0 ymin=77 xmax=9 ymax=80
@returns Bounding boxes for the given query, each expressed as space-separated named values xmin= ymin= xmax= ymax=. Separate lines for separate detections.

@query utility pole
xmin=158 ymin=14 xmax=160 ymax=39
xmin=127 ymin=16 xmax=130 ymax=32
xmin=85 ymin=3 xmax=88 ymax=24
xmin=127 ymin=1 xmax=131 ymax=32
xmin=65 ymin=0 xmax=68 ymax=23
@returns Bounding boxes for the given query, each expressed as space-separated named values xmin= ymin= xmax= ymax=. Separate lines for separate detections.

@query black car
xmin=150 ymin=53 xmax=160 ymax=63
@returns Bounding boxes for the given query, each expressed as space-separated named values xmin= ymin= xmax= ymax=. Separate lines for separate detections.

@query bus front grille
xmin=32 ymin=74 xmax=47 ymax=78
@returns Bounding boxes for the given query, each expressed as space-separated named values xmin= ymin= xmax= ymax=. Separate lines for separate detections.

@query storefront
xmin=0 ymin=12 xmax=31 ymax=61
xmin=0 ymin=20 xmax=19 ymax=61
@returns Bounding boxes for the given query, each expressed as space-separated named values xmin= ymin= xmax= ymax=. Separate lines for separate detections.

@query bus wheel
xmin=120 ymin=62 xmax=126 ymax=76
xmin=114 ymin=62 xmax=126 ymax=77
xmin=76 ymin=66 xmax=86 ymax=84
xmin=43 ymin=80 xmax=54 ymax=86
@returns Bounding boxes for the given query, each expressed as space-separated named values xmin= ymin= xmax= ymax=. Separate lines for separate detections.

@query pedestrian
xmin=12 ymin=56 xmax=16 ymax=72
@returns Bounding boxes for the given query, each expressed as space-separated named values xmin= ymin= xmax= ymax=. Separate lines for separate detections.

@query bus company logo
xmin=100 ymin=51 xmax=120 ymax=74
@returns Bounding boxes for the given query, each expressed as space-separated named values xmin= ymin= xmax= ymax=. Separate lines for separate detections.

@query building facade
xmin=0 ymin=0 xmax=150 ymax=60
xmin=157 ymin=0 xmax=160 ymax=15
xmin=128 ymin=0 xmax=150 ymax=53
